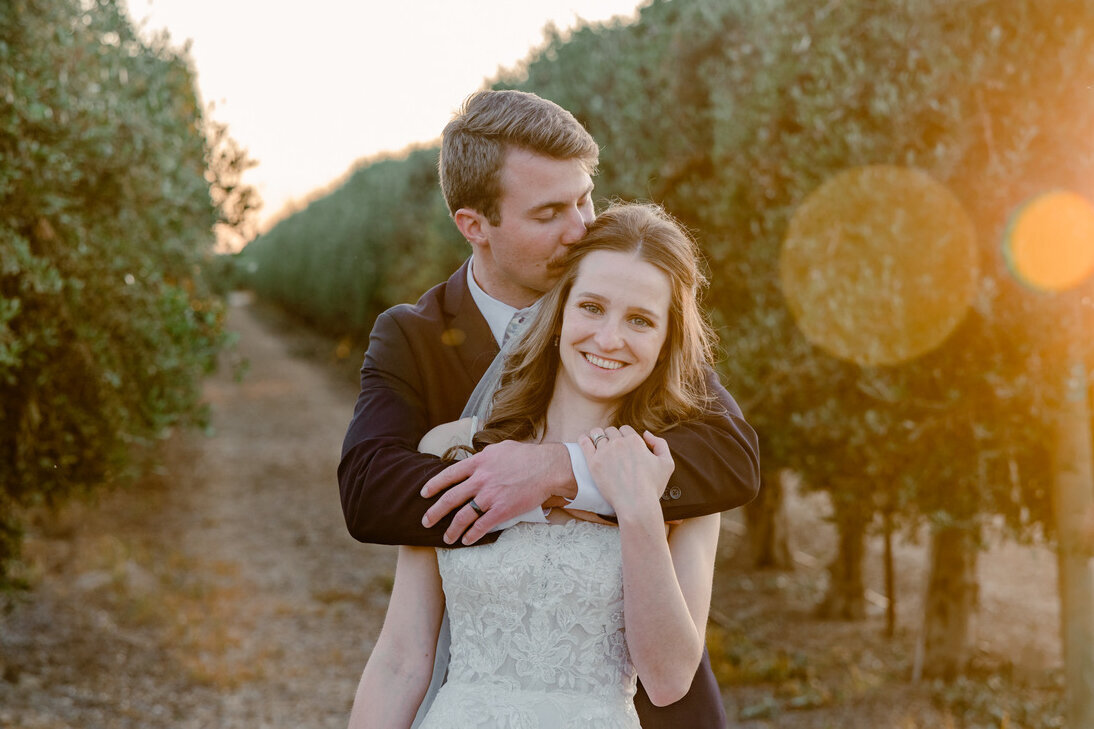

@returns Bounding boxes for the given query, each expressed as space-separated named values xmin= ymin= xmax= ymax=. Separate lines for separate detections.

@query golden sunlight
xmin=1004 ymin=190 xmax=1094 ymax=292
xmin=779 ymin=165 xmax=979 ymax=367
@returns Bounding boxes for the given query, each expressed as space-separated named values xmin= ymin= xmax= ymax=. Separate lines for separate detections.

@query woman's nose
xmin=594 ymin=320 xmax=624 ymax=350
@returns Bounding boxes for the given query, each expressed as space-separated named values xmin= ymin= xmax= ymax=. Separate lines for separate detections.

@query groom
xmin=339 ymin=89 xmax=760 ymax=727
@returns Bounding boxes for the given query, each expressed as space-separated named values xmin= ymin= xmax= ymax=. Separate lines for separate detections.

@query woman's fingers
xmin=643 ymin=430 xmax=669 ymax=455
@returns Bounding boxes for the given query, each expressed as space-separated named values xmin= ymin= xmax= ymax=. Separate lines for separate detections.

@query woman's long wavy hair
xmin=473 ymin=202 xmax=717 ymax=449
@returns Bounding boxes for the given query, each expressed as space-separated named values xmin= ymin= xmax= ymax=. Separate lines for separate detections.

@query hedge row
xmin=0 ymin=0 xmax=246 ymax=589
xmin=236 ymin=0 xmax=1094 ymax=684
xmin=240 ymin=0 xmax=1093 ymax=541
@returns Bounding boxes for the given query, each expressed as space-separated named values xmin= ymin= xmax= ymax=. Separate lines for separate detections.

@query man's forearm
xmin=338 ymin=439 xmax=497 ymax=548
xmin=421 ymin=440 xmax=577 ymax=545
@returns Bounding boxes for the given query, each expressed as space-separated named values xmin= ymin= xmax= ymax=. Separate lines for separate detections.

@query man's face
xmin=471 ymin=147 xmax=594 ymax=308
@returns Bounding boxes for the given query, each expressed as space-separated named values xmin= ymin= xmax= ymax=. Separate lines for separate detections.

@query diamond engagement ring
xmin=468 ymin=499 xmax=486 ymax=517
xmin=591 ymin=433 xmax=608 ymax=448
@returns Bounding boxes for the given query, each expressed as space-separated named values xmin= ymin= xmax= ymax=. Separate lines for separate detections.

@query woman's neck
xmin=541 ymin=380 xmax=617 ymax=443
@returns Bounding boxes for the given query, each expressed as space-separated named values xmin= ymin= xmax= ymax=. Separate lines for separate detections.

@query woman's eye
xmin=579 ymin=302 xmax=602 ymax=314
xmin=630 ymin=316 xmax=653 ymax=328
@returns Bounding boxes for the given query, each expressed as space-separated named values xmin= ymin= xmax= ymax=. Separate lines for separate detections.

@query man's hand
xmin=420 ymin=440 xmax=575 ymax=545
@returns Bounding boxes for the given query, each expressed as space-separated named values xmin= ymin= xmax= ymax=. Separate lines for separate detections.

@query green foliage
xmin=244 ymin=0 xmax=1093 ymax=573
xmin=0 ymin=0 xmax=246 ymax=590
xmin=239 ymin=147 xmax=466 ymax=337
xmin=498 ymin=0 xmax=1091 ymax=545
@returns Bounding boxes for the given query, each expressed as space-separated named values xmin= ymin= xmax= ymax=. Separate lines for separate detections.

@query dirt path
xmin=0 ymin=293 xmax=1066 ymax=728
xmin=1 ymin=294 xmax=396 ymax=728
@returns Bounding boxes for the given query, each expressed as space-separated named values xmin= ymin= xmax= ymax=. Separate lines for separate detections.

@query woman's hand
xmin=578 ymin=425 xmax=674 ymax=520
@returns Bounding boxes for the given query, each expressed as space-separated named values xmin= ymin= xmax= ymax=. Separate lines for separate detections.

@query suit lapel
xmin=443 ymin=259 xmax=499 ymax=391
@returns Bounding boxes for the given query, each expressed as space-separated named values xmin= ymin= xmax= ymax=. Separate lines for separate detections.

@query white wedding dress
xmin=416 ymin=519 xmax=641 ymax=728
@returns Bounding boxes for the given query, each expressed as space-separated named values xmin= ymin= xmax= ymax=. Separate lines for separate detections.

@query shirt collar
xmin=466 ymin=256 xmax=519 ymax=346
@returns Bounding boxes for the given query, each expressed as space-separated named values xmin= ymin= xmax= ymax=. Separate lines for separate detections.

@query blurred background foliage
xmin=237 ymin=0 xmax=1094 ymax=677
xmin=5 ymin=0 xmax=1093 ymax=691
xmin=1 ymin=0 xmax=254 ymax=591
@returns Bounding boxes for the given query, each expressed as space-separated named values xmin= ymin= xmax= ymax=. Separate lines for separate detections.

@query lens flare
xmin=780 ymin=165 xmax=979 ymax=367
xmin=1004 ymin=191 xmax=1094 ymax=293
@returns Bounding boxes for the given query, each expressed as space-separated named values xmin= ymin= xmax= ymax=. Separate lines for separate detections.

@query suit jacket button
xmin=669 ymin=487 xmax=682 ymax=500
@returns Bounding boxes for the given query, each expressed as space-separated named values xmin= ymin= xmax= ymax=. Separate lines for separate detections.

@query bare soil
xmin=0 ymin=294 xmax=1067 ymax=728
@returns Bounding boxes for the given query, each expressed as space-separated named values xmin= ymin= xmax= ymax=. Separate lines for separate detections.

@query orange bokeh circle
xmin=780 ymin=165 xmax=979 ymax=367
xmin=1004 ymin=191 xmax=1094 ymax=292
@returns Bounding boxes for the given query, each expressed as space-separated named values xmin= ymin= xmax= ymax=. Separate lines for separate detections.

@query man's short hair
xmin=439 ymin=90 xmax=599 ymax=225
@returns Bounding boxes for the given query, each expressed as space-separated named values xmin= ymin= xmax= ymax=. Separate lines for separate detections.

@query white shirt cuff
xmin=563 ymin=442 xmax=616 ymax=515
xmin=488 ymin=505 xmax=550 ymax=533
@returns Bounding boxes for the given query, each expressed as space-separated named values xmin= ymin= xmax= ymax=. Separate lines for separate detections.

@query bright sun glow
xmin=1004 ymin=190 xmax=1094 ymax=292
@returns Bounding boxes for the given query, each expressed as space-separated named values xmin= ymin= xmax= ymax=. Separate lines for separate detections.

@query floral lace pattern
xmin=418 ymin=520 xmax=639 ymax=729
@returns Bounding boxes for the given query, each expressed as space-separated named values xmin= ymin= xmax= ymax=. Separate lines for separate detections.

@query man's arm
xmin=339 ymin=307 xmax=569 ymax=547
xmin=537 ymin=367 xmax=760 ymax=523
xmin=423 ymin=366 xmax=760 ymax=539
xmin=658 ymin=367 xmax=761 ymax=521
xmin=420 ymin=439 xmax=577 ymax=544
xmin=338 ymin=308 xmax=475 ymax=547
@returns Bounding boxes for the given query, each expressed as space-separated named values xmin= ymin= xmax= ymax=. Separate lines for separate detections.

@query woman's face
xmin=556 ymin=249 xmax=672 ymax=408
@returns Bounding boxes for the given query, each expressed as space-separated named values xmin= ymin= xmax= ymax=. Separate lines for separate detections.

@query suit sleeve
xmin=657 ymin=367 xmax=761 ymax=521
xmin=337 ymin=310 xmax=495 ymax=548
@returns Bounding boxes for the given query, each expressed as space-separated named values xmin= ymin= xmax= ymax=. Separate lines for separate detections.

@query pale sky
xmin=130 ymin=0 xmax=645 ymax=242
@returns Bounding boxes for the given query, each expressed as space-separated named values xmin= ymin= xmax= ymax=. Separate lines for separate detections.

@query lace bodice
xmin=417 ymin=520 xmax=640 ymax=729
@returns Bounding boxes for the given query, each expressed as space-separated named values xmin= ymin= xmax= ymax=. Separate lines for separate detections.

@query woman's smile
xmin=555 ymin=250 xmax=671 ymax=408
xmin=582 ymin=352 xmax=627 ymax=370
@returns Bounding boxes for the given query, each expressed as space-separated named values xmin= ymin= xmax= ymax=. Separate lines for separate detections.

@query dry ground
xmin=0 ymin=294 xmax=1067 ymax=728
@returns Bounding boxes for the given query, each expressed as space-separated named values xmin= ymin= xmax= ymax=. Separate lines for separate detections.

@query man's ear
xmin=454 ymin=208 xmax=489 ymax=249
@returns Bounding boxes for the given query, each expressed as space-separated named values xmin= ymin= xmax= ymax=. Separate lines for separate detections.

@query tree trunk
xmin=917 ymin=524 xmax=978 ymax=680
xmin=1048 ymin=297 xmax=1094 ymax=729
xmin=883 ymin=509 xmax=896 ymax=638
xmin=744 ymin=469 xmax=793 ymax=569
xmin=816 ymin=494 xmax=867 ymax=619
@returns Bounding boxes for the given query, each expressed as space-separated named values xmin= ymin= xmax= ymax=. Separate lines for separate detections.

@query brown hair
xmin=474 ymin=202 xmax=716 ymax=447
xmin=439 ymin=89 xmax=599 ymax=225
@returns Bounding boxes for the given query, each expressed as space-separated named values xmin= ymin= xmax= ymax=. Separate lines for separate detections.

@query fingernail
xmin=422 ymin=517 xmax=431 ymax=527
xmin=420 ymin=489 xmax=427 ymax=496
xmin=443 ymin=534 xmax=454 ymax=544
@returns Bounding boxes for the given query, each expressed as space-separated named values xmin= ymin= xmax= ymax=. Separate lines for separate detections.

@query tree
xmin=243 ymin=0 xmax=1094 ymax=683
xmin=239 ymin=147 xmax=466 ymax=338
xmin=0 ymin=0 xmax=248 ymax=591
xmin=501 ymin=0 xmax=1093 ymax=677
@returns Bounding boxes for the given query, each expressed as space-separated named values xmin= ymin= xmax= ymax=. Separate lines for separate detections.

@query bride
xmin=349 ymin=203 xmax=722 ymax=728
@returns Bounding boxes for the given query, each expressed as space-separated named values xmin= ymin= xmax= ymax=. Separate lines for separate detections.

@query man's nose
xmin=560 ymin=207 xmax=590 ymax=246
